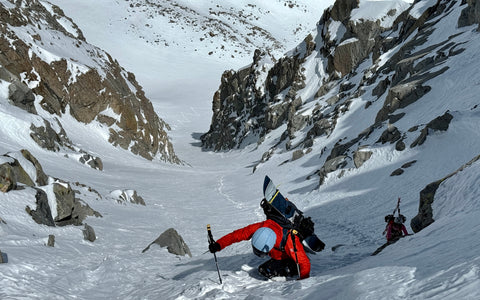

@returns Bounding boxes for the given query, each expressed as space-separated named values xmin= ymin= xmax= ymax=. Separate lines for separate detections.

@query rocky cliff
xmin=0 ymin=0 xmax=180 ymax=163
xmin=201 ymin=0 xmax=480 ymax=186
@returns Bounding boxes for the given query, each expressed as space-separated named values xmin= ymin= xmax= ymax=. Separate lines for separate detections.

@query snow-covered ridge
xmin=0 ymin=0 xmax=180 ymax=163
xmin=95 ymin=0 xmax=331 ymax=60
xmin=201 ymin=0 xmax=480 ymax=188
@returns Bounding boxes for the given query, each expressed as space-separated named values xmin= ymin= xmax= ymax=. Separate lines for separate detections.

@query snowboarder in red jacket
xmin=209 ymin=219 xmax=310 ymax=279
xmin=385 ymin=215 xmax=409 ymax=242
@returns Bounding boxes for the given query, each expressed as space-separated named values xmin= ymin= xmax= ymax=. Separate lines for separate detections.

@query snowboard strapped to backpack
xmin=384 ymin=197 xmax=406 ymax=223
xmin=260 ymin=176 xmax=325 ymax=253
xmin=383 ymin=197 xmax=407 ymax=235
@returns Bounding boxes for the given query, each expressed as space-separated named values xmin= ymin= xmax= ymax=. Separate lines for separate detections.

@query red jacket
xmin=386 ymin=221 xmax=409 ymax=241
xmin=216 ymin=219 xmax=311 ymax=279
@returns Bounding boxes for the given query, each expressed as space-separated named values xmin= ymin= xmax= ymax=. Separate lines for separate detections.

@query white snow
xmin=1 ymin=0 xmax=480 ymax=299
xmin=351 ymin=0 xmax=414 ymax=28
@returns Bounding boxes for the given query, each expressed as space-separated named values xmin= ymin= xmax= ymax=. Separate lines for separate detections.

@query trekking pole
xmin=207 ymin=224 xmax=222 ymax=284
xmin=290 ymin=230 xmax=301 ymax=280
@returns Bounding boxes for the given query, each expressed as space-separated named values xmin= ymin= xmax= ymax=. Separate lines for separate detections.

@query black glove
xmin=209 ymin=242 xmax=221 ymax=253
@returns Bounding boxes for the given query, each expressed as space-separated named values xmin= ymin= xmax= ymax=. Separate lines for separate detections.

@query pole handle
xmin=207 ymin=224 xmax=214 ymax=244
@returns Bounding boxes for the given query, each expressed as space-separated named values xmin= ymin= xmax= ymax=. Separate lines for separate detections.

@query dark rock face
xmin=0 ymin=0 xmax=179 ymax=163
xmin=30 ymin=120 xmax=71 ymax=152
xmin=410 ymin=180 xmax=440 ymax=232
xmin=411 ymin=154 xmax=480 ymax=233
xmin=27 ymin=189 xmax=55 ymax=227
xmin=201 ymin=37 xmax=313 ymax=150
xmin=376 ymin=83 xmax=433 ymax=123
xmin=377 ymin=125 xmax=402 ymax=145
xmin=29 ymin=120 xmax=104 ymax=170
xmin=0 ymin=250 xmax=7 ymax=263
xmin=25 ymin=180 xmax=102 ymax=227
xmin=458 ymin=0 xmax=480 ymax=29
xmin=411 ymin=112 xmax=453 ymax=148
xmin=0 ymin=153 xmax=38 ymax=191
xmin=333 ymin=20 xmax=381 ymax=76
xmin=329 ymin=0 xmax=360 ymax=22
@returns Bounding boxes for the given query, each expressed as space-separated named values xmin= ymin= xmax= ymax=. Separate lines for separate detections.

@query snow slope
xmin=2 ymin=0 xmax=480 ymax=299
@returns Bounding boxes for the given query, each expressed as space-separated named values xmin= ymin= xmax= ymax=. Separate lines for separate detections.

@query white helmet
xmin=251 ymin=227 xmax=276 ymax=257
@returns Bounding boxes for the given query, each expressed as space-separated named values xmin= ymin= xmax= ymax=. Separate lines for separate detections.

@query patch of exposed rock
xmin=411 ymin=154 xmax=480 ymax=233
xmin=201 ymin=34 xmax=315 ymax=150
xmin=142 ymin=228 xmax=192 ymax=257
xmin=109 ymin=189 xmax=146 ymax=205
xmin=0 ymin=149 xmax=102 ymax=227
xmin=0 ymin=0 xmax=179 ymax=163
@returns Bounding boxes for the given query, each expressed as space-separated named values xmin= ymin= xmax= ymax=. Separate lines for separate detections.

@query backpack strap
xmin=278 ymin=228 xmax=290 ymax=251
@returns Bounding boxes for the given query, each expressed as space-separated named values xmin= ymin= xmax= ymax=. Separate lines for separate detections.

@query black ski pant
xmin=258 ymin=258 xmax=298 ymax=279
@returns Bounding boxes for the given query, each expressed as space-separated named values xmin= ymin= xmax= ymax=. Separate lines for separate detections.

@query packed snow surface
xmin=1 ymin=0 xmax=480 ymax=299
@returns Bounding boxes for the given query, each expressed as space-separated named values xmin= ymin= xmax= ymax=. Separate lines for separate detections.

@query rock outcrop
xmin=82 ymin=223 xmax=96 ymax=242
xmin=201 ymin=0 xmax=480 ymax=191
xmin=200 ymin=0 xmax=413 ymax=152
xmin=411 ymin=154 xmax=480 ymax=233
xmin=1 ymin=150 xmax=102 ymax=227
xmin=0 ymin=0 xmax=179 ymax=163
xmin=142 ymin=228 xmax=192 ymax=257
xmin=0 ymin=250 xmax=7 ymax=263
xmin=109 ymin=189 xmax=146 ymax=206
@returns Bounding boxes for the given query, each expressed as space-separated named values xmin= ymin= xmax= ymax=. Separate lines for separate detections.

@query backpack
xmin=261 ymin=176 xmax=324 ymax=253
xmin=383 ymin=213 xmax=406 ymax=237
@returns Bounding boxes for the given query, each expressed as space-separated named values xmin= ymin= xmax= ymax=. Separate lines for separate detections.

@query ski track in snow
xmin=216 ymin=175 xmax=244 ymax=210
xmin=2 ymin=0 xmax=480 ymax=299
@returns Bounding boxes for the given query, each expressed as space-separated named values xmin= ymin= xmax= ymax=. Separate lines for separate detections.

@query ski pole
xmin=290 ymin=230 xmax=301 ymax=280
xmin=207 ymin=224 xmax=222 ymax=284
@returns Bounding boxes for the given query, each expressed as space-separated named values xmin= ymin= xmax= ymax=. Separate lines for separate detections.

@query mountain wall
xmin=0 ymin=0 xmax=180 ymax=163
xmin=201 ymin=0 xmax=410 ymax=151
xmin=201 ymin=0 xmax=480 ymax=187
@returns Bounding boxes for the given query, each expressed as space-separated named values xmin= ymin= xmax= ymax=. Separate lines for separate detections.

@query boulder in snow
xmin=8 ymin=79 xmax=37 ymax=114
xmin=0 ymin=250 xmax=8 ymax=263
xmin=26 ymin=180 xmax=102 ymax=227
xmin=142 ymin=228 xmax=192 ymax=257
xmin=0 ymin=160 xmax=16 ymax=192
xmin=79 ymin=153 xmax=103 ymax=171
xmin=411 ymin=112 xmax=453 ymax=148
xmin=47 ymin=235 xmax=55 ymax=247
xmin=110 ymin=189 xmax=145 ymax=206
xmin=83 ymin=223 xmax=96 ymax=242
xmin=353 ymin=148 xmax=373 ymax=168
